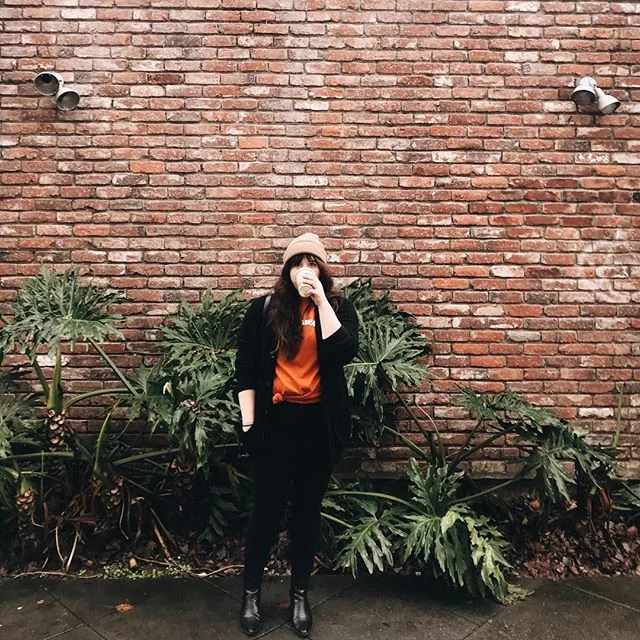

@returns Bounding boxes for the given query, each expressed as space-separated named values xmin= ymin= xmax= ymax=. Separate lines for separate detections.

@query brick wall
xmin=1 ymin=1 xmax=639 ymax=476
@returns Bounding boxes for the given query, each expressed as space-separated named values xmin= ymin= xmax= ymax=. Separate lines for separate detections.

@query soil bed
xmin=3 ymin=519 xmax=639 ymax=583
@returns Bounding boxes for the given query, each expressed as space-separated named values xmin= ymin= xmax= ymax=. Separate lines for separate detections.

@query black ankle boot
xmin=289 ymin=586 xmax=312 ymax=638
xmin=240 ymin=587 xmax=263 ymax=636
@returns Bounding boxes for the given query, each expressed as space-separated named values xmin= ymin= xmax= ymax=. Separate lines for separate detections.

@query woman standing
xmin=234 ymin=233 xmax=359 ymax=637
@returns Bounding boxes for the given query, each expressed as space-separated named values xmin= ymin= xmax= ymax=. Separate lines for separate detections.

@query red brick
xmin=1 ymin=3 xmax=638 ymax=476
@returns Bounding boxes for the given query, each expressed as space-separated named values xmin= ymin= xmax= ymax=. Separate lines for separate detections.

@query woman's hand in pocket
xmin=239 ymin=422 xmax=262 ymax=456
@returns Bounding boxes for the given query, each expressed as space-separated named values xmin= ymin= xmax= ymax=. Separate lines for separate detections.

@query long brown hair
xmin=268 ymin=253 xmax=337 ymax=360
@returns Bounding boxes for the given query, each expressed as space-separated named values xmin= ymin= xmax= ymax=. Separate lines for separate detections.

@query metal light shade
xmin=571 ymin=76 xmax=597 ymax=105
xmin=55 ymin=87 xmax=80 ymax=111
xmin=595 ymin=87 xmax=620 ymax=115
xmin=34 ymin=71 xmax=64 ymax=96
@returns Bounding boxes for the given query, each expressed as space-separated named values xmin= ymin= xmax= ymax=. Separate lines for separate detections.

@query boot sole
xmin=240 ymin=622 xmax=262 ymax=637
xmin=287 ymin=621 xmax=311 ymax=638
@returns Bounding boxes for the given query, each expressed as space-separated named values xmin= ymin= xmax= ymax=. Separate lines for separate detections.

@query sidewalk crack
xmin=459 ymin=613 xmax=502 ymax=640
xmin=255 ymin=580 xmax=358 ymax=637
xmin=41 ymin=586 xmax=110 ymax=640
xmin=565 ymin=583 xmax=640 ymax=614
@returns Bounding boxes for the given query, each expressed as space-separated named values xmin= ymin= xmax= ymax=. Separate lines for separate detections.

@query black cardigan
xmin=235 ymin=294 xmax=359 ymax=460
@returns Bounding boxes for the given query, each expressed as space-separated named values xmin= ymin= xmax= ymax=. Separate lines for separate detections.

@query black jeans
xmin=243 ymin=402 xmax=333 ymax=590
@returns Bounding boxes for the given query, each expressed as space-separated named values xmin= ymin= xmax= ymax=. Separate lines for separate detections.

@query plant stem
xmin=448 ymin=431 xmax=506 ymax=474
xmin=118 ymin=474 xmax=161 ymax=498
xmin=2 ymin=452 xmax=75 ymax=461
xmin=614 ymin=383 xmax=624 ymax=449
xmin=618 ymin=481 xmax=640 ymax=503
xmin=324 ymin=489 xmax=420 ymax=513
xmin=112 ymin=442 xmax=238 ymax=468
xmin=72 ymin=438 xmax=93 ymax=462
xmin=17 ymin=470 xmax=63 ymax=482
xmin=452 ymin=477 xmax=521 ymax=505
xmin=64 ymin=388 xmax=130 ymax=411
xmin=31 ymin=356 xmax=50 ymax=399
xmin=93 ymin=402 xmax=118 ymax=478
xmin=389 ymin=384 xmax=436 ymax=460
xmin=382 ymin=425 xmax=430 ymax=461
xmin=48 ymin=344 xmax=63 ymax=412
xmin=88 ymin=338 xmax=137 ymax=395
xmin=113 ymin=448 xmax=180 ymax=467
xmin=321 ymin=512 xmax=353 ymax=529
xmin=447 ymin=419 xmax=483 ymax=467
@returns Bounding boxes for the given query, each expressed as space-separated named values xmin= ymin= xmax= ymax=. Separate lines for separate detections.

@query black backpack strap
xmin=262 ymin=294 xmax=271 ymax=320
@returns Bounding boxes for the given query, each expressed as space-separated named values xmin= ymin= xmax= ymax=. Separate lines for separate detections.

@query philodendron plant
xmin=0 ymin=267 xmax=178 ymax=559
xmin=322 ymin=388 xmax=622 ymax=604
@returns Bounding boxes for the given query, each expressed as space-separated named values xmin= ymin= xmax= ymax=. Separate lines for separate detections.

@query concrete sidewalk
xmin=2 ymin=573 xmax=640 ymax=640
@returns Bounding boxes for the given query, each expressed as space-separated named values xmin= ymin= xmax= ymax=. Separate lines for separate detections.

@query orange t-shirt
xmin=272 ymin=299 xmax=322 ymax=404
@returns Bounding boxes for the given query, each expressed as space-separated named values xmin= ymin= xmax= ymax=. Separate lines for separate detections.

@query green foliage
xmin=463 ymin=514 xmax=528 ymax=604
xmin=345 ymin=319 xmax=430 ymax=423
xmin=614 ymin=482 xmax=640 ymax=523
xmin=127 ymin=364 xmax=170 ymax=426
xmin=322 ymin=476 xmax=401 ymax=575
xmin=1 ymin=266 xmax=123 ymax=356
xmin=161 ymin=290 xmax=248 ymax=381
xmin=327 ymin=460 xmax=527 ymax=604
xmin=123 ymin=291 xmax=253 ymax=545
xmin=406 ymin=459 xmax=463 ymax=514
xmin=162 ymin=374 xmax=238 ymax=467
xmin=335 ymin=507 xmax=400 ymax=575
xmin=133 ymin=291 xmax=249 ymax=471
xmin=458 ymin=388 xmax=620 ymax=517
xmin=0 ymin=465 xmax=17 ymax=514
xmin=1 ymin=269 xmax=629 ymax=603
xmin=0 ymin=392 xmax=39 ymax=459
xmin=0 ymin=398 xmax=18 ymax=460
xmin=342 ymin=279 xmax=431 ymax=442
xmin=458 ymin=387 xmax=567 ymax=434
xmin=329 ymin=385 xmax=623 ymax=604
xmin=0 ymin=377 xmax=44 ymax=513
xmin=0 ymin=268 xmax=175 ymax=562
xmin=201 ymin=484 xmax=239 ymax=544
xmin=402 ymin=460 xmax=526 ymax=603
xmin=101 ymin=561 xmax=190 ymax=580
xmin=520 ymin=427 xmax=584 ymax=505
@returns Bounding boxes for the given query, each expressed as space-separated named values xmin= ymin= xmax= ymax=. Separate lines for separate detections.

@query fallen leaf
xmin=116 ymin=603 xmax=134 ymax=613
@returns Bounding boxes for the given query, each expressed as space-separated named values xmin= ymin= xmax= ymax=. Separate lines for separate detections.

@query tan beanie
xmin=282 ymin=232 xmax=328 ymax=264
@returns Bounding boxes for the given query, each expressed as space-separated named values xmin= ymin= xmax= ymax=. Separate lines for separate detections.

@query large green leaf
xmin=1 ymin=266 xmax=123 ymax=355
xmin=126 ymin=364 xmax=171 ymax=426
xmin=334 ymin=508 xmax=401 ymax=576
xmin=342 ymin=280 xmax=430 ymax=441
xmin=0 ymin=465 xmax=18 ymax=513
xmin=128 ymin=292 xmax=249 ymax=471
xmin=459 ymin=387 xmax=568 ymax=438
xmin=161 ymin=290 xmax=248 ymax=379
xmin=457 ymin=387 xmax=620 ymax=515
xmin=397 ymin=459 xmax=526 ymax=604
xmin=165 ymin=373 xmax=240 ymax=468
xmin=406 ymin=458 xmax=463 ymax=515
xmin=463 ymin=514 xmax=529 ymax=603
xmin=0 ymin=386 xmax=39 ymax=459
xmin=345 ymin=320 xmax=428 ymax=412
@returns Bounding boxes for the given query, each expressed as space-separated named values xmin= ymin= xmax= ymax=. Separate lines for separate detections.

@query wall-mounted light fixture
xmin=34 ymin=71 xmax=80 ymax=111
xmin=571 ymin=76 xmax=620 ymax=115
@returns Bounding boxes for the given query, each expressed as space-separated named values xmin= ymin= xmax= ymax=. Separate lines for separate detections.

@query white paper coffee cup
xmin=295 ymin=267 xmax=316 ymax=297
